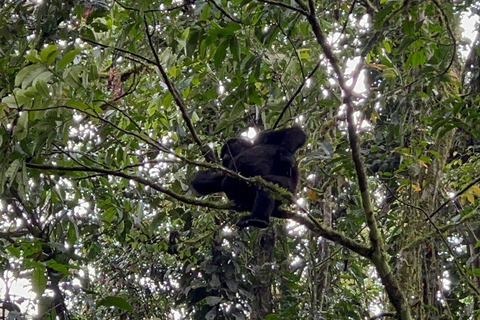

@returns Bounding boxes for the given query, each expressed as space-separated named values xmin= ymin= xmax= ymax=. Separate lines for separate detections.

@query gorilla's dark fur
xmin=191 ymin=126 xmax=306 ymax=228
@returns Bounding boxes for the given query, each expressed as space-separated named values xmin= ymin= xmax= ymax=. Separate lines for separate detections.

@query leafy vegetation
xmin=1 ymin=0 xmax=480 ymax=319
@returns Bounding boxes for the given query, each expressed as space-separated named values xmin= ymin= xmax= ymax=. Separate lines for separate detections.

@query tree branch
xmin=24 ymin=163 xmax=370 ymax=257
xmin=257 ymin=0 xmax=308 ymax=15
xmin=143 ymin=16 xmax=215 ymax=161
xmin=26 ymin=163 xmax=229 ymax=210
xmin=207 ymin=0 xmax=242 ymax=23
xmin=428 ymin=175 xmax=480 ymax=219
xmin=273 ymin=57 xmax=322 ymax=129
xmin=296 ymin=0 xmax=412 ymax=318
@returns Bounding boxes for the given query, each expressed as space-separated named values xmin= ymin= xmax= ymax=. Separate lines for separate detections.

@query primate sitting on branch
xmin=191 ymin=126 xmax=306 ymax=228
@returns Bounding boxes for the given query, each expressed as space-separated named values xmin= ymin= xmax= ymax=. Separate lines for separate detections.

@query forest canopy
xmin=1 ymin=0 xmax=480 ymax=319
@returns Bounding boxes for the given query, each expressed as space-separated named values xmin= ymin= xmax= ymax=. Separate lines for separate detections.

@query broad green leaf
xmin=97 ymin=296 xmax=134 ymax=311
xmin=383 ymin=40 xmax=392 ymax=53
xmin=163 ymin=92 xmax=173 ymax=108
xmin=201 ymin=4 xmax=211 ymax=20
xmin=65 ymin=99 xmax=90 ymax=110
xmin=214 ymin=39 xmax=230 ymax=68
xmin=408 ymin=49 xmax=427 ymax=68
xmin=7 ymin=245 xmax=21 ymax=258
xmin=230 ymin=101 xmax=244 ymax=118
xmin=402 ymin=20 xmax=415 ymax=36
xmin=32 ymin=266 xmax=47 ymax=296
xmin=230 ymin=36 xmax=240 ymax=63
xmin=25 ymin=49 xmax=42 ymax=63
xmin=57 ymin=49 xmax=80 ymax=70
xmin=12 ymin=112 xmax=28 ymax=141
xmin=35 ymin=79 xmax=50 ymax=97
xmin=205 ymin=296 xmax=222 ymax=306
xmin=46 ymin=260 xmax=70 ymax=276
xmin=103 ymin=207 xmax=117 ymax=222
xmin=40 ymin=44 xmax=58 ymax=64
xmin=15 ymin=64 xmax=44 ymax=88
xmin=180 ymin=27 xmax=190 ymax=44
xmin=374 ymin=2 xmax=396 ymax=29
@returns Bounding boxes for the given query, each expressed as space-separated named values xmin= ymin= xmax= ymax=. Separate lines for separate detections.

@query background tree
xmin=1 ymin=0 xmax=480 ymax=319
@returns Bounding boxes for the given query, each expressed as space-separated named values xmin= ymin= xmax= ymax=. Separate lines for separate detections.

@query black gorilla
xmin=191 ymin=126 xmax=306 ymax=228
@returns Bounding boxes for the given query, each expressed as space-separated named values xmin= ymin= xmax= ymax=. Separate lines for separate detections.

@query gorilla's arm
xmin=190 ymin=170 xmax=224 ymax=195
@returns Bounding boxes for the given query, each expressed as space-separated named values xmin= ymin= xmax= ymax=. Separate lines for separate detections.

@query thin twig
xmin=428 ymin=175 xmax=480 ymax=219
xmin=430 ymin=0 xmax=456 ymax=79
xmin=257 ymin=0 xmax=308 ymax=15
xmin=339 ymin=0 xmax=356 ymax=37
xmin=273 ymin=58 xmax=322 ymax=129
xmin=207 ymin=0 xmax=242 ymax=23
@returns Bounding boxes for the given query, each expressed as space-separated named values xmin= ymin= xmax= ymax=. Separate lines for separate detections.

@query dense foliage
xmin=1 ymin=0 xmax=480 ymax=319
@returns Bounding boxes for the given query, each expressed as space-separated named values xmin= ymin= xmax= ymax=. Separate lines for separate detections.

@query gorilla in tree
xmin=191 ymin=126 xmax=306 ymax=228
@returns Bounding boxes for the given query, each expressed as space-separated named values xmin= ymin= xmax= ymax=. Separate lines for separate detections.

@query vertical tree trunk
xmin=250 ymin=228 xmax=274 ymax=319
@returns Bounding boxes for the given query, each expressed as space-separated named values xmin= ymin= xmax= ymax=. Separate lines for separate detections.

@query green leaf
xmin=103 ymin=207 xmax=117 ymax=222
xmin=32 ymin=266 xmax=47 ymax=296
xmin=65 ymin=99 xmax=90 ymax=110
xmin=230 ymin=36 xmax=240 ymax=62
xmin=5 ymin=159 xmax=21 ymax=182
xmin=408 ymin=49 xmax=427 ymax=68
xmin=383 ymin=40 xmax=392 ymax=53
xmin=474 ymin=268 xmax=480 ymax=278
xmin=35 ymin=79 xmax=50 ymax=97
xmin=1 ymin=94 xmax=23 ymax=109
xmin=230 ymin=101 xmax=244 ymax=118
xmin=374 ymin=2 xmax=396 ymax=29
xmin=46 ymin=260 xmax=70 ymax=276
xmin=402 ymin=19 xmax=415 ymax=36
xmin=57 ymin=49 xmax=80 ymax=70
xmin=205 ymin=296 xmax=222 ymax=306
xmin=200 ymin=4 xmax=211 ymax=20
xmin=40 ymin=44 xmax=58 ymax=64
xmin=25 ymin=49 xmax=42 ymax=63
xmin=12 ymin=112 xmax=28 ymax=141
xmin=163 ymin=92 xmax=173 ymax=108
xmin=214 ymin=39 xmax=230 ymax=69
xmin=31 ymin=70 xmax=53 ymax=89
xmin=7 ymin=245 xmax=21 ymax=258
xmin=97 ymin=296 xmax=134 ymax=311
xmin=180 ymin=27 xmax=190 ymax=46
xmin=68 ymin=222 xmax=78 ymax=245
xmin=15 ymin=64 xmax=44 ymax=88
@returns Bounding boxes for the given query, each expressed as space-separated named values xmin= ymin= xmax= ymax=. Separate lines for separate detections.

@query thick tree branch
xmin=24 ymin=163 xmax=369 ymax=257
xmin=26 ymin=163 xmax=229 ymax=210
xmin=290 ymin=214 xmax=373 ymax=258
